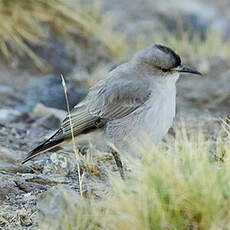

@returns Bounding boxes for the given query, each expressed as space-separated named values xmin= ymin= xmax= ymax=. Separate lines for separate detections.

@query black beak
xmin=178 ymin=64 xmax=202 ymax=75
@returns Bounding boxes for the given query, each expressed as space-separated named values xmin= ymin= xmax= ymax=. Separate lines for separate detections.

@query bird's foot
xmin=111 ymin=150 xmax=125 ymax=180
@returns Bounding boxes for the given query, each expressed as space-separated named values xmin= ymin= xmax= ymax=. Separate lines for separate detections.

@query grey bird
xmin=22 ymin=44 xmax=201 ymax=177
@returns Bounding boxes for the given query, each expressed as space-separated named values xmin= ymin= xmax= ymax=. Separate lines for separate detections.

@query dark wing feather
xmin=61 ymin=102 xmax=105 ymax=137
xmin=22 ymin=129 xmax=64 ymax=164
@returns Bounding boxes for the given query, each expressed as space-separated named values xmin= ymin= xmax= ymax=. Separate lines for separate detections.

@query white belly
xmin=105 ymin=83 xmax=176 ymax=153
xmin=143 ymin=90 xmax=176 ymax=144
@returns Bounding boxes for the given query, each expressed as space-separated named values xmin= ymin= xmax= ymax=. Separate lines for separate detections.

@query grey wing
xmin=57 ymin=102 xmax=105 ymax=140
xmin=54 ymin=71 xmax=151 ymax=141
xmin=88 ymin=72 xmax=151 ymax=119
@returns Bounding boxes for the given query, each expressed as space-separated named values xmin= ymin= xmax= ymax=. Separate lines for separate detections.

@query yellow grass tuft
xmin=39 ymin=119 xmax=230 ymax=230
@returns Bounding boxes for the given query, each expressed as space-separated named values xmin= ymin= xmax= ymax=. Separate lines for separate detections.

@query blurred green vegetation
xmin=39 ymin=119 xmax=230 ymax=230
xmin=0 ymin=0 xmax=126 ymax=71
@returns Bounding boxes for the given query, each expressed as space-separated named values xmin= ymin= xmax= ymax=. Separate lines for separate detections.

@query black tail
xmin=22 ymin=129 xmax=64 ymax=164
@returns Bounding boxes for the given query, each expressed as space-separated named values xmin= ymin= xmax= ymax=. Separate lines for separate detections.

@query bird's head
xmin=133 ymin=43 xmax=201 ymax=80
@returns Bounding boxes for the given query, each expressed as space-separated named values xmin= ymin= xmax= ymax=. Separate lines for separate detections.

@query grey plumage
xmin=22 ymin=43 xmax=201 ymax=164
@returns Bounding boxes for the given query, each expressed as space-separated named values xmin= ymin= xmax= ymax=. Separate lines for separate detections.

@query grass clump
xmin=163 ymin=30 xmax=230 ymax=59
xmin=134 ymin=19 xmax=230 ymax=60
xmin=39 ymin=120 xmax=230 ymax=230
xmin=0 ymin=0 xmax=126 ymax=71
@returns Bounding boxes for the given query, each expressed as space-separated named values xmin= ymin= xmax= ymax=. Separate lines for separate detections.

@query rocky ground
xmin=0 ymin=0 xmax=230 ymax=229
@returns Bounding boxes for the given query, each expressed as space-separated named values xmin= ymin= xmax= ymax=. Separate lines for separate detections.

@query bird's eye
xmin=161 ymin=68 xmax=168 ymax=72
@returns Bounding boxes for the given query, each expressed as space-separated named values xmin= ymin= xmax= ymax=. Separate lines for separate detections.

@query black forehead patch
xmin=155 ymin=44 xmax=181 ymax=68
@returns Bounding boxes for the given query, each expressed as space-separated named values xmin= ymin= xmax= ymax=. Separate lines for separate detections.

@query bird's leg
xmin=77 ymin=144 xmax=125 ymax=179
xmin=111 ymin=150 xmax=125 ymax=179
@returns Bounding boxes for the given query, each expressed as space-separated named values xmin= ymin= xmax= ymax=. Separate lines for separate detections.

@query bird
xmin=22 ymin=43 xmax=201 ymax=178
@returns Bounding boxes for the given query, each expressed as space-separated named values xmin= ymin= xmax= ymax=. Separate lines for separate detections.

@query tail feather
xmin=22 ymin=129 xmax=64 ymax=164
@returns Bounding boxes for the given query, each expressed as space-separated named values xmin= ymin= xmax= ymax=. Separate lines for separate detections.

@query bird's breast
xmin=142 ymin=84 xmax=176 ymax=144
xmin=105 ymin=83 xmax=176 ymax=152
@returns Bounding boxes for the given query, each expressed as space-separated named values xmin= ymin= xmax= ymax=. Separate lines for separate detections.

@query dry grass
xmin=0 ymin=0 xmax=126 ymax=71
xmin=38 ymin=119 xmax=230 ymax=230
xmin=61 ymin=74 xmax=84 ymax=197
xmin=133 ymin=27 xmax=230 ymax=60
xmin=163 ymin=30 xmax=230 ymax=59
